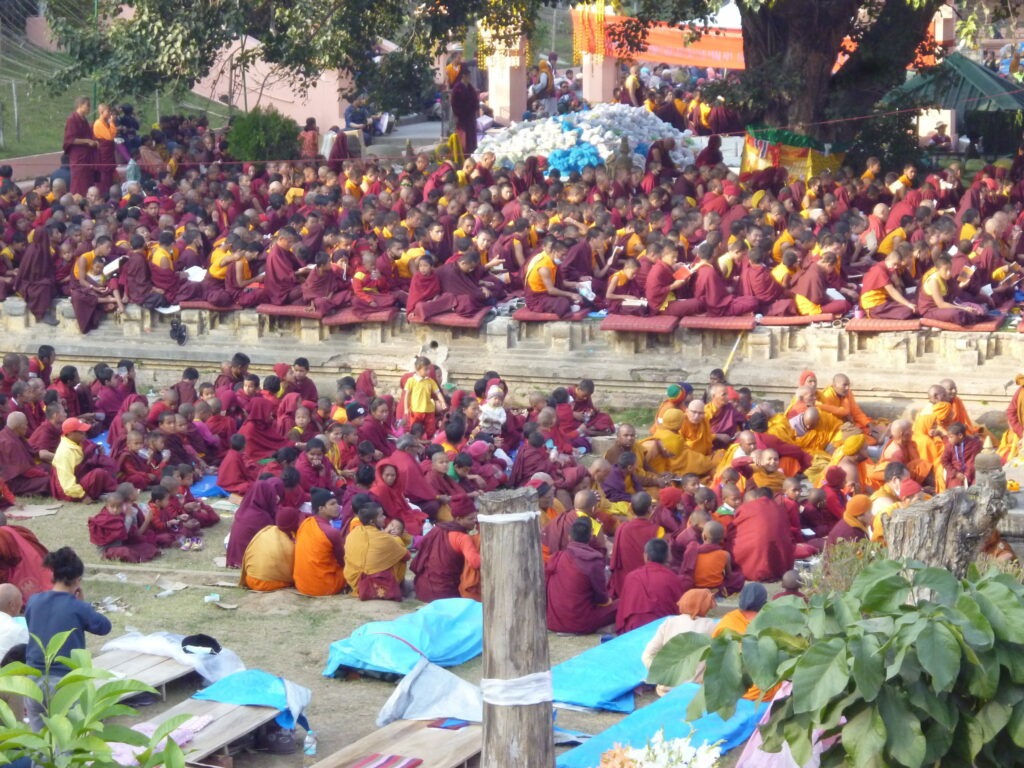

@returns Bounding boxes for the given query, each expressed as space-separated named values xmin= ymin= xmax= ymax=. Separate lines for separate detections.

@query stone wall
xmin=1 ymin=296 xmax=1020 ymax=426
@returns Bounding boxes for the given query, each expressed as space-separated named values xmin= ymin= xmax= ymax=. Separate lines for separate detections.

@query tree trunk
xmin=478 ymin=487 xmax=554 ymax=768
xmin=884 ymin=457 xmax=1010 ymax=578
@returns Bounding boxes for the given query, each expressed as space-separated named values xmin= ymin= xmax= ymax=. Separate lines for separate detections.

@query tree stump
xmin=478 ymin=487 xmax=554 ymax=768
xmin=884 ymin=444 xmax=1010 ymax=577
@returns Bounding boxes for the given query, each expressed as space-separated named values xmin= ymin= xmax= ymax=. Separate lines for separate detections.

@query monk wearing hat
xmin=824 ymin=494 xmax=873 ymax=546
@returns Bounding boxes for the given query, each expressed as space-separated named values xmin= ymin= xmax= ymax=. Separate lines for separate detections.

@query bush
xmin=226 ymin=107 xmax=300 ymax=162
xmin=649 ymin=559 xmax=1024 ymax=767
xmin=0 ymin=630 xmax=188 ymax=768
xmin=804 ymin=538 xmax=887 ymax=597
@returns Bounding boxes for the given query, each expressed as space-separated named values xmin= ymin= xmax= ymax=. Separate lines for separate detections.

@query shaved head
xmin=6 ymin=412 xmax=26 ymax=432
xmin=0 ymin=583 xmax=22 ymax=616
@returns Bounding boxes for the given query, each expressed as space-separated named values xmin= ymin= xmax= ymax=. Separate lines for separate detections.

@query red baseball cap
xmin=61 ymin=417 xmax=90 ymax=436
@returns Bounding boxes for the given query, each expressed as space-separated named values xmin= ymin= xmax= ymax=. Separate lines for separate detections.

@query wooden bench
xmin=179 ymin=301 xmax=240 ymax=312
xmin=758 ymin=313 xmax=834 ymax=326
xmin=599 ymin=315 xmax=679 ymax=333
xmin=140 ymin=697 xmax=280 ymax=765
xmin=678 ymin=315 xmax=756 ymax=331
xmin=92 ymin=649 xmax=194 ymax=700
xmin=845 ymin=318 xmax=922 ymax=332
xmin=512 ymin=307 xmax=591 ymax=322
xmin=310 ymin=719 xmax=482 ymax=768
xmin=409 ymin=307 xmax=492 ymax=329
xmin=922 ymin=316 xmax=1002 ymax=332
xmin=323 ymin=307 xmax=399 ymax=326
xmin=255 ymin=304 xmax=324 ymax=320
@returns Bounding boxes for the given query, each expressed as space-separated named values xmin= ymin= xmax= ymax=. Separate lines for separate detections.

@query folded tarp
xmin=323 ymin=598 xmax=483 ymax=678
xmin=552 ymin=618 xmax=667 ymax=713
xmin=190 ymin=474 xmax=228 ymax=498
xmin=555 ymin=682 xmax=763 ymax=768
xmin=192 ymin=668 xmax=311 ymax=729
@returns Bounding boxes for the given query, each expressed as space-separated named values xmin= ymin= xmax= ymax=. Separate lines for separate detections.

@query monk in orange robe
xmin=293 ymin=489 xmax=346 ymax=596
xmin=342 ymin=502 xmax=410 ymax=598
xmin=712 ymin=582 xmax=780 ymax=700
xmin=679 ymin=520 xmax=744 ymax=595
xmin=817 ymin=373 xmax=874 ymax=437
xmin=940 ymin=379 xmax=980 ymax=436
xmin=911 ymin=401 xmax=953 ymax=488
xmin=999 ymin=375 xmax=1024 ymax=463
xmin=868 ymin=419 xmax=931 ymax=486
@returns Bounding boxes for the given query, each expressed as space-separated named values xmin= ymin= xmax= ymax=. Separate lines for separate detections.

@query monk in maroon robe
xmin=608 ymin=492 xmax=661 ymax=598
xmin=14 ymin=226 xmax=59 ymax=323
xmin=615 ymin=538 xmax=683 ymax=634
xmin=645 ymin=251 xmax=701 ymax=317
xmin=217 ymin=443 xmax=259 ymax=496
xmin=436 ymin=256 xmax=494 ymax=316
xmin=690 ymin=251 xmax=758 ymax=316
xmin=264 ymin=231 xmax=307 ymax=305
xmin=238 ymin=399 xmax=288 ymax=461
xmin=741 ymin=250 xmax=795 ymax=316
xmin=390 ymin=439 xmax=441 ymax=519
xmin=64 ymin=97 xmax=97 ymax=196
xmin=0 ymin=415 xmax=51 ymax=497
xmin=546 ymin=519 xmax=617 ymax=634
xmin=725 ymin=488 xmax=795 ymax=582
xmin=411 ymin=509 xmax=481 ymax=602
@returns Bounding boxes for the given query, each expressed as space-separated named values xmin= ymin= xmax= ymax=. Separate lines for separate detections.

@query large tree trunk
xmin=885 ymin=454 xmax=1010 ymax=578
xmin=737 ymin=0 xmax=942 ymax=141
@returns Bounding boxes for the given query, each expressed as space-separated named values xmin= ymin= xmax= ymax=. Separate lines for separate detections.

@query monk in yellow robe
xmin=940 ymin=379 xmax=980 ymax=436
xmin=818 ymin=373 xmax=874 ymax=437
xmin=911 ymin=401 xmax=953 ymax=488
xmin=999 ymin=375 xmax=1024 ymax=463
xmin=343 ymin=503 xmax=410 ymax=597
xmin=824 ymin=434 xmax=875 ymax=493
xmin=711 ymin=583 xmax=780 ymax=701
xmin=680 ymin=400 xmax=715 ymax=455
xmin=750 ymin=449 xmax=785 ymax=492
xmin=788 ymin=385 xmax=843 ymax=447
xmin=712 ymin=430 xmax=757 ymax=486
xmin=868 ymin=419 xmax=931 ymax=486
xmin=651 ymin=384 xmax=691 ymax=435
xmin=791 ymin=408 xmax=838 ymax=455
xmin=641 ymin=409 xmax=716 ymax=478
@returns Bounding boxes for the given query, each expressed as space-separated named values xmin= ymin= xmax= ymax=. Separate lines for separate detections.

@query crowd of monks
xmin=2 ymin=95 xmax=1022 ymax=334
xmin=0 ymin=339 xmax=1019 ymax=638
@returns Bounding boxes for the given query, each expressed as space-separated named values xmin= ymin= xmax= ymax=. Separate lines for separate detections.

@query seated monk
xmin=116 ymin=430 xmax=162 ymax=490
xmin=859 ymin=250 xmax=917 ymax=319
xmin=51 ymin=417 xmax=116 ymax=502
xmin=609 ymin=492 xmax=662 ymax=598
xmin=641 ymin=589 xmax=718 ymax=681
xmin=747 ymin=413 xmax=811 ymax=478
xmin=869 ymin=462 xmax=908 ymax=544
xmin=645 ymin=242 xmax=701 ymax=317
xmin=0 ymin=412 xmax=51 ymax=497
xmin=240 ymin=498 xmax=304 ymax=592
xmin=792 ymin=251 xmax=851 ymax=316
xmin=817 ymin=374 xmax=875 ymax=439
xmin=293 ymin=489 xmax=346 ymax=596
xmin=869 ymin=419 xmax=931 ymax=486
xmin=790 ymin=407 xmax=838 ymax=456
xmin=690 ymin=242 xmax=759 ymax=316
xmin=601 ymin=453 xmax=645 ymax=517
xmin=568 ymin=379 xmax=615 ymax=436
xmin=640 ymin=409 xmax=716 ymax=479
xmin=941 ymin=422 xmax=982 ymax=489
xmin=705 ymin=384 xmax=744 ymax=443
xmin=911 ymin=399 xmax=953 ymax=489
xmin=412 ymin=505 xmax=481 ymax=602
xmin=542 ymin=490 xmax=611 ymax=560
xmin=343 ymin=502 xmax=410 ymax=600
xmin=545 ymin=518 xmax=617 ymax=634
xmin=615 ymin=538 xmax=683 ymax=634
xmin=29 ymin=404 xmax=66 ymax=457
xmin=916 ymin=254 xmax=985 ymax=326
xmin=824 ymin=434 xmax=874 ymax=493
xmin=679 ymin=400 xmax=715 ymax=457
xmin=740 ymin=246 xmax=795 ymax=316
xmin=680 ymin=520 xmax=745 ymax=596
xmin=940 ymin=379 xmax=981 ymax=436
xmin=824 ymin=493 xmax=873 ymax=547
xmin=712 ymin=582 xmax=779 ymax=701
xmin=749 ymin=449 xmax=785 ymax=493
xmin=523 ymin=238 xmax=581 ymax=318
xmin=605 ymin=424 xmax=669 ymax=487
xmin=726 ymin=487 xmax=794 ymax=582
xmin=217 ymin=434 xmax=260 ymax=497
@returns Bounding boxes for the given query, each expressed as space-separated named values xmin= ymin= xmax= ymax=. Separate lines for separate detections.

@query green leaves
xmin=647 ymin=631 xmax=711 ymax=687
xmin=791 ymin=638 xmax=849 ymax=715
xmin=917 ymin=623 xmax=960 ymax=692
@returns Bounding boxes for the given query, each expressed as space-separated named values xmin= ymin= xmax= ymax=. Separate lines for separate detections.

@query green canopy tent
xmin=884 ymin=52 xmax=1024 ymax=153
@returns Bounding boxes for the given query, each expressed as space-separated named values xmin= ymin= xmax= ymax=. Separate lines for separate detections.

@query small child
xmin=713 ymin=482 xmax=742 ymax=529
xmin=155 ymin=476 xmax=204 ymax=551
xmin=402 ymin=356 xmax=446 ymax=438
xmin=175 ymin=464 xmax=220 ymax=528
xmin=679 ymin=519 xmax=743 ymax=596
xmin=87 ymin=483 xmax=163 ymax=562
xmin=218 ymin=434 xmax=259 ymax=496
xmin=478 ymin=386 xmax=508 ymax=437
xmin=117 ymin=430 xmax=162 ymax=489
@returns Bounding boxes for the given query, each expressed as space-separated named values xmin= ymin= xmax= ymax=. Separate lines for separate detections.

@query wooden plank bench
xmin=922 ymin=315 xmax=1002 ymax=332
xmin=678 ymin=315 xmax=756 ymax=331
xmin=140 ymin=697 xmax=280 ymax=765
xmin=512 ymin=307 xmax=591 ymax=322
xmin=845 ymin=318 xmax=922 ymax=332
xmin=599 ymin=315 xmax=679 ymax=333
xmin=92 ymin=649 xmax=194 ymax=700
xmin=323 ymin=307 xmax=399 ymax=327
xmin=758 ymin=313 xmax=835 ymax=326
xmin=409 ymin=307 xmax=491 ymax=329
xmin=310 ymin=719 xmax=482 ymax=768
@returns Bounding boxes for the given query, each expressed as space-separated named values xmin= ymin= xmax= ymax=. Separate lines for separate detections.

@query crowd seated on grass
xmin=0 ymin=342 xmax=1018 ymax=638
xmin=0 ymin=96 xmax=1021 ymax=333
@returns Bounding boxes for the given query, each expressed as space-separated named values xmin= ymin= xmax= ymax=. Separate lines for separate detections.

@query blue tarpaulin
xmin=190 ymin=474 xmax=228 ymax=498
xmin=323 ymin=598 xmax=483 ymax=677
xmin=555 ymin=683 xmax=762 ymax=768
xmin=552 ymin=618 xmax=668 ymax=713
xmin=192 ymin=669 xmax=310 ymax=729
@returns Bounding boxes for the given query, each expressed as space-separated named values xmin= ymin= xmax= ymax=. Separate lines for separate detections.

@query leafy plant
xmin=804 ymin=538 xmax=887 ymax=597
xmin=0 ymin=630 xmax=189 ymax=768
xmin=225 ymin=107 xmax=300 ymax=162
xmin=649 ymin=559 xmax=1024 ymax=767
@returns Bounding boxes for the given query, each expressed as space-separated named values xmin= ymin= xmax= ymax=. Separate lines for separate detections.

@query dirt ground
xmin=12 ymin=500 xmax=743 ymax=767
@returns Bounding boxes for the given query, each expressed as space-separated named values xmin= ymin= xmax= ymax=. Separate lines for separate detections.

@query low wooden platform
xmin=92 ymin=649 xmax=195 ymax=700
xmin=141 ymin=697 xmax=280 ymax=765
xmin=309 ymin=719 xmax=482 ymax=768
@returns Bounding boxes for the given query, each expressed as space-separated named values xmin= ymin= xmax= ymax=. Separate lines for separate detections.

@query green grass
xmin=0 ymin=39 xmax=232 ymax=159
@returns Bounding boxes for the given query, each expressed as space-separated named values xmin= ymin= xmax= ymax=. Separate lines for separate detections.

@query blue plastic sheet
xmin=92 ymin=431 xmax=110 ymax=456
xmin=552 ymin=618 xmax=667 ymax=713
xmin=322 ymin=598 xmax=483 ymax=677
xmin=190 ymin=474 xmax=227 ymax=498
xmin=192 ymin=669 xmax=309 ymax=729
xmin=555 ymin=683 xmax=763 ymax=768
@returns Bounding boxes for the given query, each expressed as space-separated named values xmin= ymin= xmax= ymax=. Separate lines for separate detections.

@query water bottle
xmin=303 ymin=731 xmax=318 ymax=757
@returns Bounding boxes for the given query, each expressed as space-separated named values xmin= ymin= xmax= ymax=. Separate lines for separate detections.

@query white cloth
xmin=101 ymin=632 xmax=245 ymax=683
xmin=0 ymin=613 xmax=28 ymax=660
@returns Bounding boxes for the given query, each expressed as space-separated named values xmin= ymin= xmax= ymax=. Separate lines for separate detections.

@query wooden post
xmin=478 ymin=487 xmax=554 ymax=768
